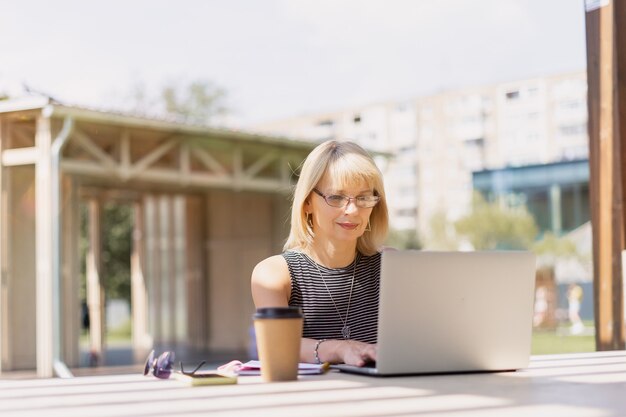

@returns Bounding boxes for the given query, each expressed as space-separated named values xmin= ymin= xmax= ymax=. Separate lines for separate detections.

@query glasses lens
xmin=143 ymin=350 xmax=155 ymax=376
xmin=357 ymin=196 xmax=380 ymax=208
xmin=363 ymin=195 xmax=380 ymax=208
xmin=153 ymin=351 xmax=175 ymax=379
xmin=326 ymin=195 xmax=347 ymax=207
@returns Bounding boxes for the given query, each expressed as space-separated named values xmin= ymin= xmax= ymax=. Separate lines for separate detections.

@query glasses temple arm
xmin=191 ymin=361 xmax=206 ymax=374
xmin=180 ymin=360 xmax=207 ymax=375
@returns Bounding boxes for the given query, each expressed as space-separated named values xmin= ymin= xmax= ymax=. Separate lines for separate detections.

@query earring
xmin=365 ymin=219 xmax=371 ymax=232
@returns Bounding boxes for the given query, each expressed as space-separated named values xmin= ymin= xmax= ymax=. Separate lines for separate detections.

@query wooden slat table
xmin=2 ymin=351 xmax=625 ymax=417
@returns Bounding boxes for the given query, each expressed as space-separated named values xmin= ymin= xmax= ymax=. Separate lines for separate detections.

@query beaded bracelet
xmin=314 ymin=339 xmax=328 ymax=364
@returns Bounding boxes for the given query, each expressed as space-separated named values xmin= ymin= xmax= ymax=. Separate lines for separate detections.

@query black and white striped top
xmin=284 ymin=250 xmax=381 ymax=344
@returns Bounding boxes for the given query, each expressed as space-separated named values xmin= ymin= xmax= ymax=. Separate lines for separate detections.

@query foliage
xmin=127 ymin=78 xmax=229 ymax=125
xmin=101 ymin=203 xmax=133 ymax=303
xmin=80 ymin=202 xmax=133 ymax=304
xmin=385 ymin=228 xmax=422 ymax=250
xmin=161 ymin=79 xmax=228 ymax=125
xmin=454 ymin=193 xmax=538 ymax=250
xmin=532 ymin=232 xmax=579 ymax=258
xmin=424 ymin=210 xmax=459 ymax=250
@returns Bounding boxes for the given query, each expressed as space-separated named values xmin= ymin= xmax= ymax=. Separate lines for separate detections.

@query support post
xmin=61 ymin=176 xmax=80 ymax=367
xmin=35 ymin=116 xmax=54 ymax=376
xmin=585 ymin=0 xmax=626 ymax=350
xmin=0 ymin=119 xmax=6 ymax=373
xmin=131 ymin=200 xmax=150 ymax=362
xmin=86 ymin=198 xmax=105 ymax=365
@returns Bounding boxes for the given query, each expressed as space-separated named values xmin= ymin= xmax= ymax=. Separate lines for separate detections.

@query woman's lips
xmin=337 ymin=222 xmax=359 ymax=230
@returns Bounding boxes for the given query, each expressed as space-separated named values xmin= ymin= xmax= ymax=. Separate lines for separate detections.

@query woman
xmin=251 ymin=140 xmax=389 ymax=366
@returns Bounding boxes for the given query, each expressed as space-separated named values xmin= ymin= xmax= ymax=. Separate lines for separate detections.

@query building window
xmin=396 ymin=208 xmax=417 ymax=217
xmin=395 ymin=103 xmax=410 ymax=112
xmin=527 ymin=86 xmax=539 ymax=96
xmin=506 ymin=90 xmax=520 ymax=100
xmin=559 ymin=124 xmax=587 ymax=136
xmin=353 ymin=114 xmax=361 ymax=123
xmin=559 ymin=99 xmax=584 ymax=110
xmin=317 ymin=119 xmax=334 ymax=127
xmin=527 ymin=132 xmax=540 ymax=141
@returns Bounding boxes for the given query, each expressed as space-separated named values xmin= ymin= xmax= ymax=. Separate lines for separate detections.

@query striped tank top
xmin=284 ymin=250 xmax=381 ymax=344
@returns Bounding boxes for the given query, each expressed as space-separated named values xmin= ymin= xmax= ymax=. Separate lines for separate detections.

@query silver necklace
xmin=299 ymin=252 xmax=357 ymax=340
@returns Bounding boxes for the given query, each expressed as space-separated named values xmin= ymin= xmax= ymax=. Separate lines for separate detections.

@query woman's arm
xmin=301 ymin=338 xmax=377 ymax=366
xmin=251 ymin=255 xmax=377 ymax=366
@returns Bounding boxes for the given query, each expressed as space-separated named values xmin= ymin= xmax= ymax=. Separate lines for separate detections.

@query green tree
xmin=425 ymin=210 xmax=459 ymax=250
xmin=101 ymin=203 xmax=133 ymax=303
xmin=385 ymin=228 xmax=422 ymax=250
xmin=532 ymin=232 xmax=579 ymax=258
xmin=455 ymin=193 xmax=538 ymax=250
xmin=161 ymin=79 xmax=228 ymax=125
xmin=79 ymin=202 xmax=133 ymax=304
xmin=127 ymin=77 xmax=229 ymax=125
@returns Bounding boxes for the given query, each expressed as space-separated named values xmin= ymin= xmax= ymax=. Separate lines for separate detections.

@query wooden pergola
xmin=0 ymin=96 xmax=315 ymax=377
xmin=585 ymin=0 xmax=626 ymax=350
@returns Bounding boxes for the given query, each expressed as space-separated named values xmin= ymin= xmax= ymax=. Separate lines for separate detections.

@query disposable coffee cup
xmin=253 ymin=307 xmax=303 ymax=382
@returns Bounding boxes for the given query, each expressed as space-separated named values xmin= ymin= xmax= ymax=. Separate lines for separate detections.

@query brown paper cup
xmin=254 ymin=307 xmax=303 ymax=382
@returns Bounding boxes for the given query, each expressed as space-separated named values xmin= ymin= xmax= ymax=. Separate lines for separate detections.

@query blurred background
xmin=0 ymin=0 xmax=592 ymax=376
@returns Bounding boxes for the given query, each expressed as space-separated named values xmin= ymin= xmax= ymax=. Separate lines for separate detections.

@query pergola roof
xmin=0 ymin=95 xmax=317 ymax=151
xmin=0 ymin=95 xmax=319 ymax=194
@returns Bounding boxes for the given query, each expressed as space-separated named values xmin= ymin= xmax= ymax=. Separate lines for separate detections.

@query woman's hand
xmin=339 ymin=340 xmax=377 ymax=366
xmin=307 ymin=338 xmax=377 ymax=366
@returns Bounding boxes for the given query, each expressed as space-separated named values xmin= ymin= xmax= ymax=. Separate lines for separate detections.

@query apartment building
xmin=254 ymin=71 xmax=588 ymax=241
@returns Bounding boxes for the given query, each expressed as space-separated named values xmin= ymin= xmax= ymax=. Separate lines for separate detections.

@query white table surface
xmin=2 ymin=351 xmax=626 ymax=417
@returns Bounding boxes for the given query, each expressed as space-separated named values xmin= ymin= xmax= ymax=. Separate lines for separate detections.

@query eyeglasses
xmin=313 ymin=188 xmax=380 ymax=208
xmin=144 ymin=350 xmax=175 ymax=379
xmin=144 ymin=350 xmax=211 ymax=380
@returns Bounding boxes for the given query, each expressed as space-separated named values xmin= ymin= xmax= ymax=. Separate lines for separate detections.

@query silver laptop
xmin=334 ymin=250 xmax=536 ymax=376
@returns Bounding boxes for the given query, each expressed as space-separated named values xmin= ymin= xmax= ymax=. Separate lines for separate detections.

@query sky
xmin=0 ymin=0 xmax=587 ymax=126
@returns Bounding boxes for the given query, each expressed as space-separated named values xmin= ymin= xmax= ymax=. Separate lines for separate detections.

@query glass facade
xmin=473 ymin=159 xmax=589 ymax=235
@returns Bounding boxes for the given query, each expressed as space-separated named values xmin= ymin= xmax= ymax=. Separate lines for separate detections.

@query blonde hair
xmin=284 ymin=140 xmax=389 ymax=256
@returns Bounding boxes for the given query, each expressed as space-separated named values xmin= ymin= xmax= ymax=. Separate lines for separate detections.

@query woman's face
xmin=306 ymin=173 xmax=375 ymax=245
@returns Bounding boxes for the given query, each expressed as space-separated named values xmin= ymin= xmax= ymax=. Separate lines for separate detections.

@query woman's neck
xmin=307 ymin=241 xmax=357 ymax=268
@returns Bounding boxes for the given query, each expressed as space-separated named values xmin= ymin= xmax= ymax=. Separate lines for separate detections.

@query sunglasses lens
xmin=143 ymin=350 xmax=155 ymax=376
xmin=153 ymin=351 xmax=175 ymax=379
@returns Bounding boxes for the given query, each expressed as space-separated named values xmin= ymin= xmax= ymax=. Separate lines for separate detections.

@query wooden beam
xmin=61 ymin=160 xmax=291 ymax=193
xmin=86 ymin=198 xmax=104 ymax=366
xmin=73 ymin=129 xmax=118 ymax=172
xmin=616 ymin=0 xmax=626 ymax=350
xmin=131 ymin=201 xmax=150 ymax=363
xmin=120 ymin=130 xmax=131 ymax=180
xmin=60 ymin=175 xmax=80 ymax=367
xmin=585 ymin=0 xmax=625 ymax=350
xmin=179 ymin=142 xmax=190 ymax=186
xmin=244 ymin=151 xmax=277 ymax=179
xmin=0 ymin=118 xmax=6 ymax=372
xmin=192 ymin=146 xmax=228 ymax=176
xmin=128 ymin=139 xmax=178 ymax=178
xmin=35 ymin=115 xmax=54 ymax=376
xmin=1 ymin=147 xmax=38 ymax=166
xmin=233 ymin=146 xmax=243 ymax=190
xmin=617 ymin=0 xmax=626 ymax=232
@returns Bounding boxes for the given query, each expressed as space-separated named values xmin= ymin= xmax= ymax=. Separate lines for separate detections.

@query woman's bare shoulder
xmin=251 ymin=254 xmax=291 ymax=307
xmin=252 ymin=255 xmax=290 ymax=287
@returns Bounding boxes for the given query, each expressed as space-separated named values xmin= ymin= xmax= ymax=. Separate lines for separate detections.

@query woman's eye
xmin=328 ymin=195 xmax=346 ymax=203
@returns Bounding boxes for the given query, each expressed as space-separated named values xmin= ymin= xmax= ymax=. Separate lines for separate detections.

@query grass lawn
xmin=531 ymin=324 xmax=596 ymax=355
xmin=80 ymin=320 xmax=132 ymax=345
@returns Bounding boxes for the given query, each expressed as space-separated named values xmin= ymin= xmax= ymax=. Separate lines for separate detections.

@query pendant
xmin=342 ymin=325 xmax=351 ymax=340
